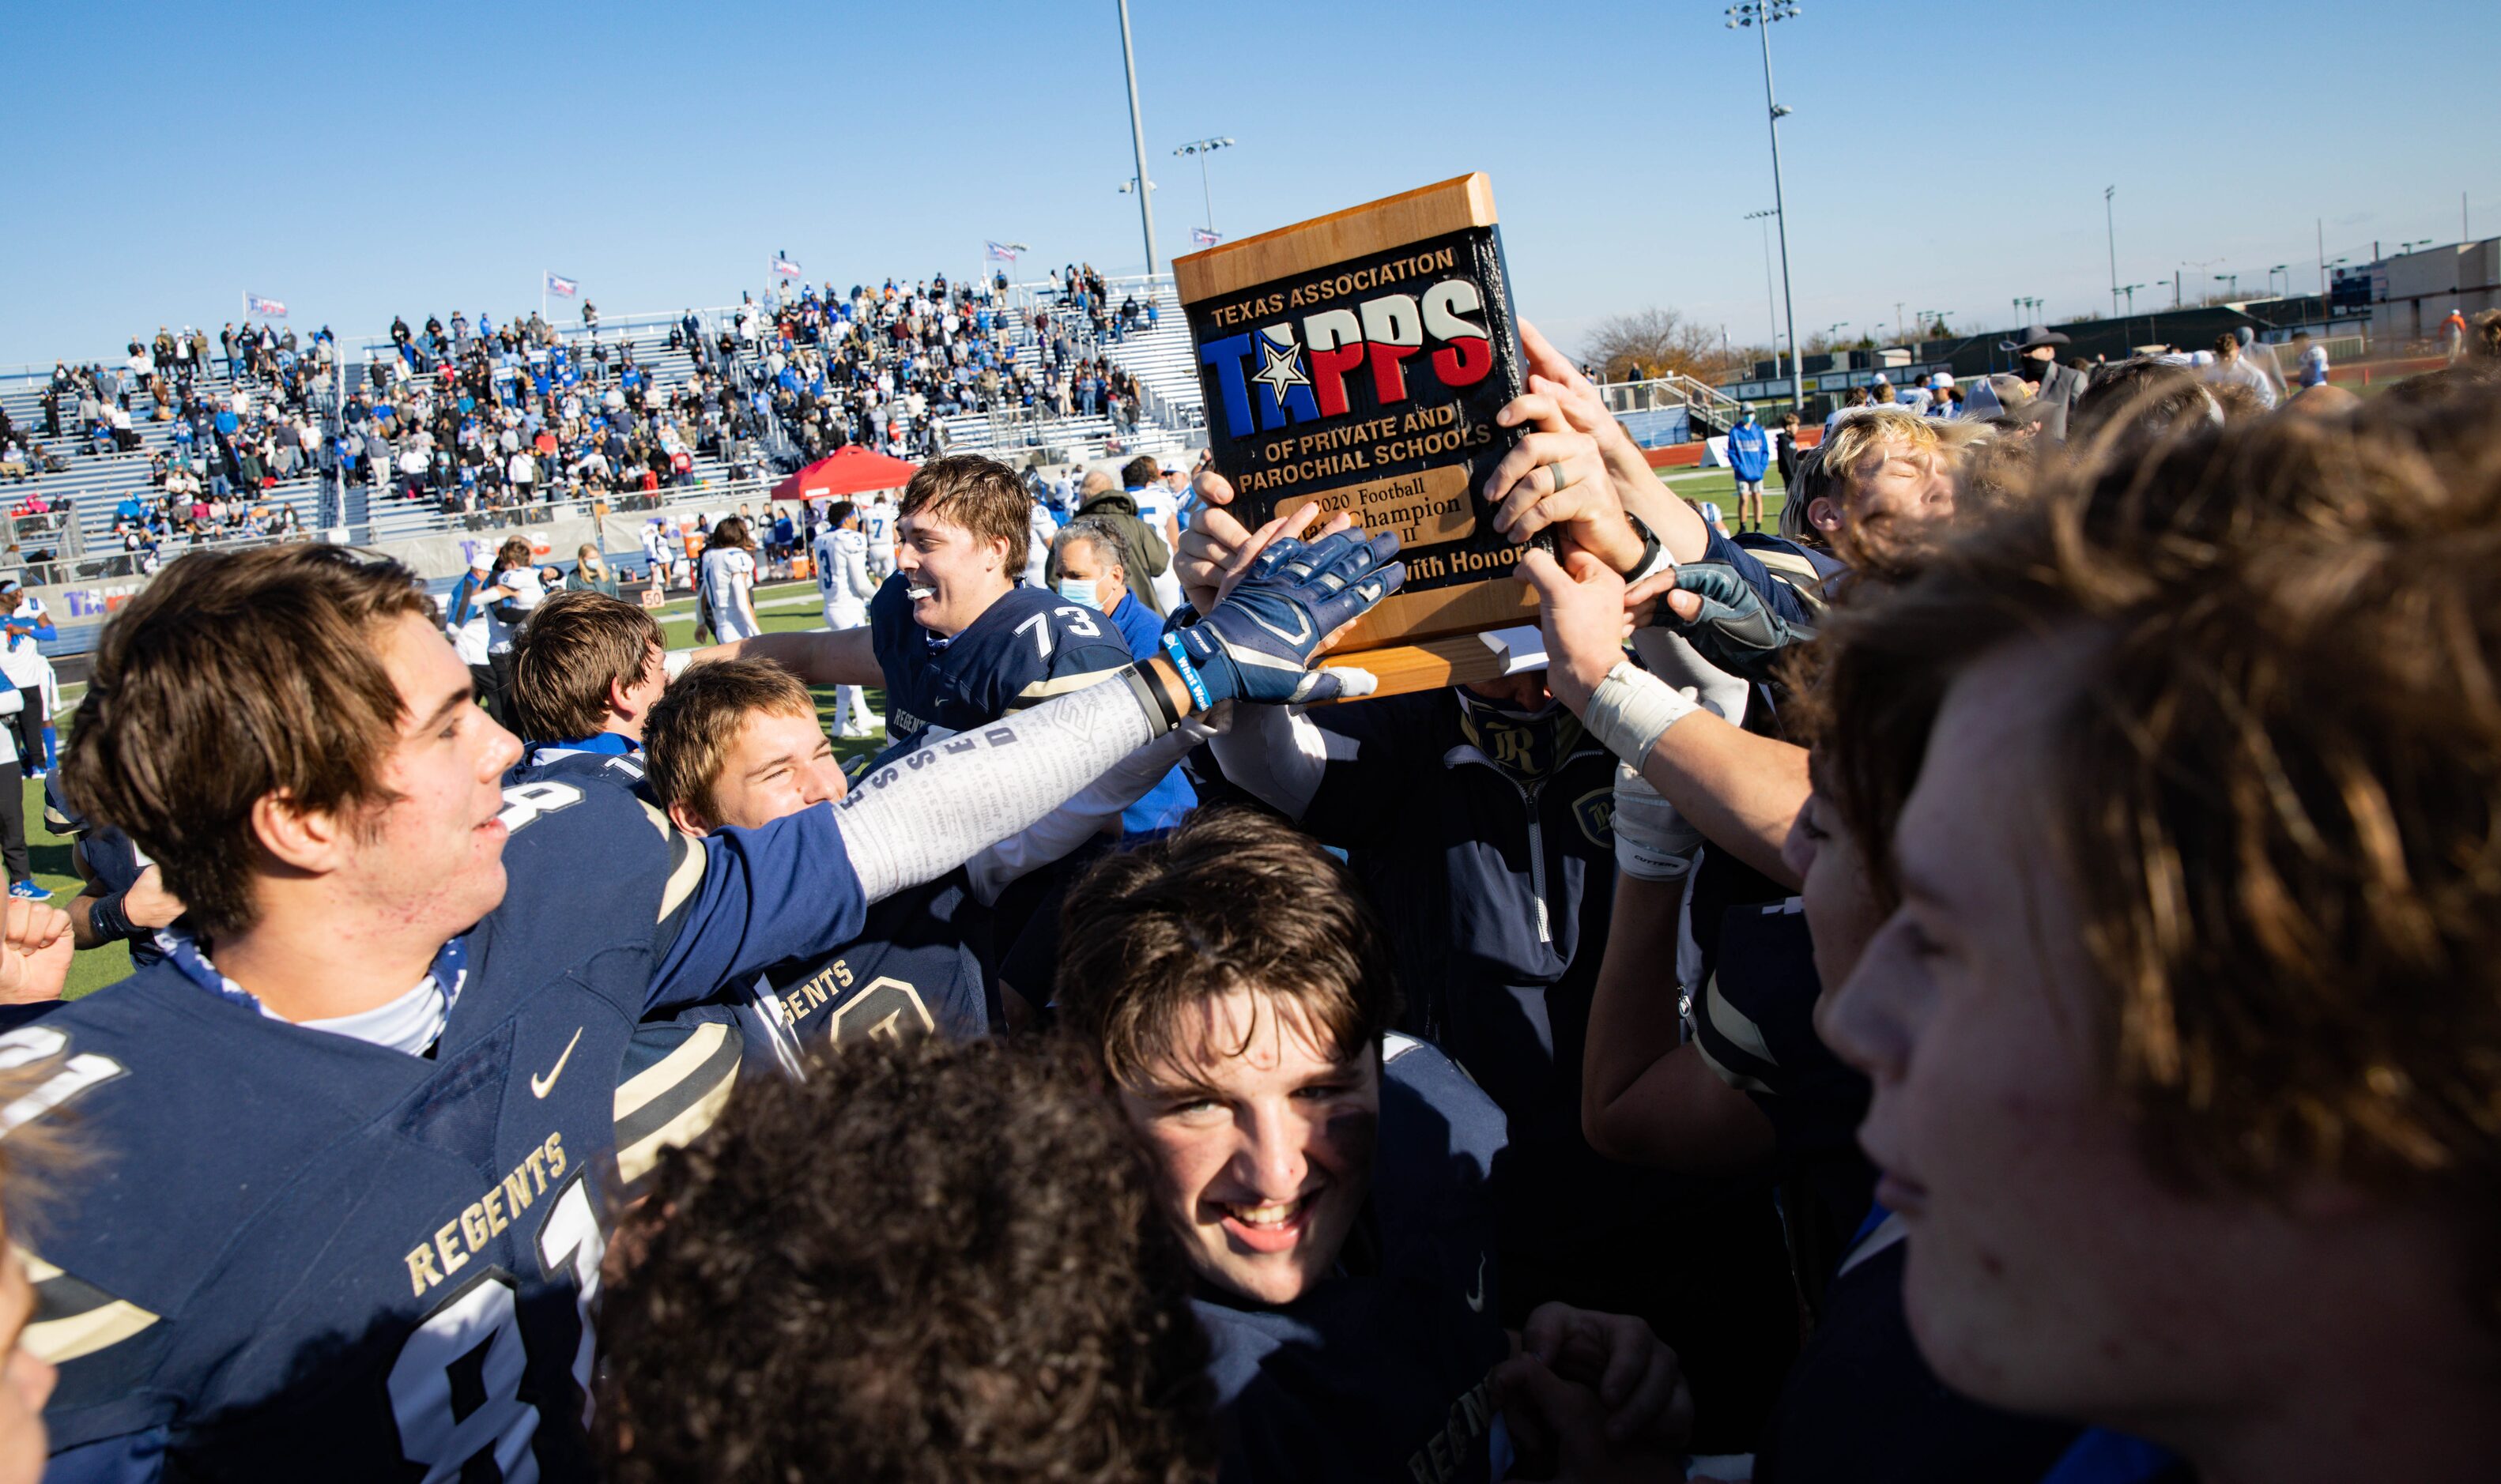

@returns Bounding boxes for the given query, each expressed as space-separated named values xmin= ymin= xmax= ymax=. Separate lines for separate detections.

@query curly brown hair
xmin=1820 ymin=375 xmax=2501 ymax=1315
xmin=595 ymin=1035 xmax=1215 ymax=1484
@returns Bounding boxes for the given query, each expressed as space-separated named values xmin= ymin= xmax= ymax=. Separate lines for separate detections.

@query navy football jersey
xmin=507 ymin=736 xmax=746 ymax=1187
xmin=25 ymin=773 xmax=870 ymax=1481
xmin=867 ymin=573 xmax=1133 ymax=758
xmin=1196 ymin=1034 xmax=1514 ymax=1484
xmin=508 ymin=735 xmax=649 ymax=797
xmin=751 ymin=872 xmax=991 ymax=1067
xmin=1691 ymin=897 xmax=1869 ymax=1158
xmin=508 ymin=736 xmax=992 ymax=1075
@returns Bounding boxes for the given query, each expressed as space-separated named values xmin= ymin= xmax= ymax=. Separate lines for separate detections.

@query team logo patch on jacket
xmin=1572 ymin=785 xmax=1615 ymax=849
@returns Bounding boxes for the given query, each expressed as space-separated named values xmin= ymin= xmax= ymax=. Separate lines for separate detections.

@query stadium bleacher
xmin=0 ymin=269 xmax=1220 ymax=633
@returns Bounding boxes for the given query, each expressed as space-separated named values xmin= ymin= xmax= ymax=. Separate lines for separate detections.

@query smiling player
xmin=697 ymin=456 xmax=1137 ymax=763
xmin=1054 ymin=810 xmax=1689 ymax=1484
xmin=20 ymin=522 xmax=1401 ymax=1478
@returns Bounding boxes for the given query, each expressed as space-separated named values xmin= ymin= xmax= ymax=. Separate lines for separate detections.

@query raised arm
xmin=651 ymin=527 xmax=1405 ymax=1006
xmin=1518 ymin=547 xmax=1805 ymax=885
xmin=688 ymin=624 xmax=880 ymax=687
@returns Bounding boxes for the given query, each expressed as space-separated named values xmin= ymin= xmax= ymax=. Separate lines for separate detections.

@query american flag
xmin=1191 ymin=228 xmax=1223 ymax=246
xmin=244 ymin=294 xmax=287 ymax=318
xmin=771 ymin=255 xmax=802 ymax=278
xmin=985 ymin=241 xmax=1019 ymax=263
xmin=545 ymin=272 xmax=579 ymax=298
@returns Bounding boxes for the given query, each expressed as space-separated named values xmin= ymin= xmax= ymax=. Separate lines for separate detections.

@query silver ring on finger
xmin=1545 ymin=460 xmax=1573 ymax=495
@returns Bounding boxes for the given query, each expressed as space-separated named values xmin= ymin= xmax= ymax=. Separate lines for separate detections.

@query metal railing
xmin=359 ymin=476 xmax=784 ymax=541
xmin=1599 ymin=373 xmax=1745 ymax=428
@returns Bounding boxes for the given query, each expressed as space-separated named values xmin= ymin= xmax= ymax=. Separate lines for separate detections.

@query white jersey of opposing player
xmin=1130 ymin=483 xmax=1183 ymax=613
xmin=485 ymin=566 xmax=545 ymax=656
xmin=864 ymin=498 xmax=898 ymax=578
xmin=814 ymin=527 xmax=873 ymax=628
xmin=700 ymin=546 xmax=760 ymax=639
xmin=1024 ymin=501 xmax=1059 ymax=590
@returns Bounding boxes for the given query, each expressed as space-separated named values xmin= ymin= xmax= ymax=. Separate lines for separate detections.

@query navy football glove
xmin=1653 ymin=561 xmax=1816 ymax=681
xmin=1173 ymin=527 xmax=1405 ymax=706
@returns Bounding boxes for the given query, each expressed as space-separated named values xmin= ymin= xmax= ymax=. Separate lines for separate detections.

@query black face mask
xmin=1455 ymin=690 xmax=1583 ymax=782
xmin=2018 ymin=356 xmax=2051 ymax=383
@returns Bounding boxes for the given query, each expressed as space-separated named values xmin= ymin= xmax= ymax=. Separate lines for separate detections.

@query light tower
xmin=1727 ymin=1 xmax=1804 ymax=411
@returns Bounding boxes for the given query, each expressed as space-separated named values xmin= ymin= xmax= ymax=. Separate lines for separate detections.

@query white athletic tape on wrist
xmin=1612 ymin=763 xmax=1702 ymax=882
xmin=662 ymin=649 xmax=695 ymax=680
xmin=1583 ymin=661 xmax=1699 ymax=767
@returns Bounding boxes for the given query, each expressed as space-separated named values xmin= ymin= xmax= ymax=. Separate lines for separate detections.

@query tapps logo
xmin=1200 ymin=281 xmax=1494 ymax=442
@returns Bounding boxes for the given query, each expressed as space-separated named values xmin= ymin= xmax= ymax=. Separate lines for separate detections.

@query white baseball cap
xmin=1930 ymin=372 xmax=1955 ymax=390
xmin=467 ymin=549 xmax=493 ymax=569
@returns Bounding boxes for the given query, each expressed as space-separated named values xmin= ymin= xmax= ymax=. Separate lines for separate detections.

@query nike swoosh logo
xmin=530 ymin=1026 xmax=584 ymax=1099
xmin=1466 ymin=1254 xmax=1488 ymax=1313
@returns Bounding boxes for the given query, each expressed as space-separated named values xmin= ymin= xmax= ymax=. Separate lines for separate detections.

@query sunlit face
xmin=1811 ymin=435 xmax=1956 ymax=545
xmin=1054 ymin=537 xmax=1125 ymax=614
xmin=0 ymin=1217 xmax=51 ymax=1484
xmin=683 ymin=706 xmax=846 ymax=833
xmin=1820 ymin=631 xmax=2294 ymax=1426
xmin=1117 ymin=987 xmax=1380 ymax=1307
xmin=892 ymin=508 xmax=1013 ymax=638
xmin=337 ymin=612 xmax=524 ymax=937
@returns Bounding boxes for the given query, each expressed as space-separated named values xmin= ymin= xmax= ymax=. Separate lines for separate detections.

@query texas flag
xmin=771 ymin=256 xmax=802 ymax=278
xmin=985 ymin=242 xmax=1018 ymax=263
xmin=545 ymin=272 xmax=579 ymax=298
xmin=244 ymin=294 xmax=287 ymax=318
xmin=1191 ymin=228 xmax=1223 ymax=246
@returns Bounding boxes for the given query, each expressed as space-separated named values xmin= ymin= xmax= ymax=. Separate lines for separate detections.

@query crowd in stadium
xmin=737 ymin=267 xmax=1156 ymax=465
xmin=0 ymin=262 xmax=1182 ymax=578
xmin=0 ymin=261 xmax=2491 ymax=1484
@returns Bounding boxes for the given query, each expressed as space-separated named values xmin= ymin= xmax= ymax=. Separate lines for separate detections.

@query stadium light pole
xmin=1173 ymin=137 xmax=1235 ymax=238
xmin=1727 ymin=2 xmax=1804 ymax=412
xmin=2104 ymin=186 xmax=2119 ymax=319
xmin=1745 ymin=209 xmax=1782 ymax=379
xmin=1115 ymin=0 xmax=1160 ymax=276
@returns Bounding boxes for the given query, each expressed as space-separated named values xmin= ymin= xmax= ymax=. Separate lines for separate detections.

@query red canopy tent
xmin=768 ymin=446 xmax=921 ymax=503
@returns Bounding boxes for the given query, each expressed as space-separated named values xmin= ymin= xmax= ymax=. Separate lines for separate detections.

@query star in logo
xmin=1250 ymin=330 xmax=1311 ymax=402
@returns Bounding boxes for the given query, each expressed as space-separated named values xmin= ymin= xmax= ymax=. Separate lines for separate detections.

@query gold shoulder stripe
xmin=614 ymin=1023 xmax=741 ymax=1184
xmin=657 ymin=829 xmax=707 ymax=922
xmin=1704 ymin=974 xmax=1779 ymax=1068
xmin=1008 ymin=665 xmax=1132 ymax=708
xmin=636 ymin=799 xmax=674 ymax=842
xmin=19 ymin=1249 xmax=158 ymax=1365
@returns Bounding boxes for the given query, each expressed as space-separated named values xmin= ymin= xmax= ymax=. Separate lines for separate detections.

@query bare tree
xmin=1579 ymin=307 xmax=1742 ymax=382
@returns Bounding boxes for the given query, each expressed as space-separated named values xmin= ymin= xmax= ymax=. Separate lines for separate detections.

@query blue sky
xmin=5 ymin=0 xmax=2495 ymax=365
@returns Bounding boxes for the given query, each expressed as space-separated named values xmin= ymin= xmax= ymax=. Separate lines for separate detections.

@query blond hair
xmin=643 ymin=658 xmax=817 ymax=827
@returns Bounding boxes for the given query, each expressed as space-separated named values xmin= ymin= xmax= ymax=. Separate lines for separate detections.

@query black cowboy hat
xmin=2009 ymin=324 xmax=2072 ymax=352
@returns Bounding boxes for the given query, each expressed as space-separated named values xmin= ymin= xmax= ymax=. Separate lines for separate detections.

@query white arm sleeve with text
xmin=832 ymin=670 xmax=1165 ymax=902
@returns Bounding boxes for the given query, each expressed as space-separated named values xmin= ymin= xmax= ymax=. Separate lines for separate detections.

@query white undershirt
xmin=285 ymin=975 xmax=450 ymax=1057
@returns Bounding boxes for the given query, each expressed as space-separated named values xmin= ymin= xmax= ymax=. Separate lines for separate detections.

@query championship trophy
xmin=1175 ymin=173 xmax=1541 ymax=699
